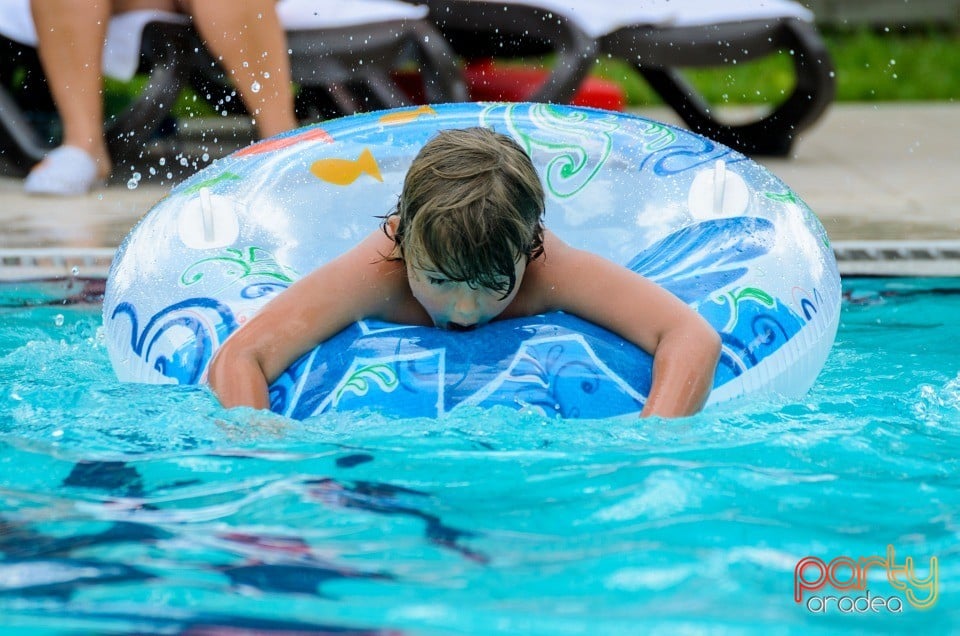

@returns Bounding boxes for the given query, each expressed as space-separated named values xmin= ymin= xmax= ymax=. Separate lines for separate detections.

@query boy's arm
xmin=532 ymin=232 xmax=721 ymax=418
xmin=207 ymin=230 xmax=417 ymax=410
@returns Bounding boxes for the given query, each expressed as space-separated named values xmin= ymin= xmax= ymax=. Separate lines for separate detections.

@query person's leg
xmin=25 ymin=0 xmax=174 ymax=194
xmin=29 ymin=0 xmax=112 ymax=177
xmin=177 ymin=0 xmax=296 ymax=138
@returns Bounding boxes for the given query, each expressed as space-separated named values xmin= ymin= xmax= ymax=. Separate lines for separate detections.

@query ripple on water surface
xmin=0 ymin=278 xmax=957 ymax=633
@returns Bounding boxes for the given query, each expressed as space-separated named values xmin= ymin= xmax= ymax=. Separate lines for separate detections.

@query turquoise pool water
xmin=0 ymin=276 xmax=957 ymax=634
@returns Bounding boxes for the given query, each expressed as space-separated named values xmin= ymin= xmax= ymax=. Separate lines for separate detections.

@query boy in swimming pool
xmin=208 ymin=127 xmax=721 ymax=417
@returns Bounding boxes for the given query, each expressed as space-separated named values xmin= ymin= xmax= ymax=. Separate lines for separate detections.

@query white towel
xmin=447 ymin=0 xmax=813 ymax=38
xmin=0 ymin=0 xmax=429 ymax=82
xmin=0 ymin=0 xmax=187 ymax=81
xmin=0 ymin=0 xmax=35 ymax=45
xmin=278 ymin=0 xmax=428 ymax=30
xmin=104 ymin=11 xmax=189 ymax=81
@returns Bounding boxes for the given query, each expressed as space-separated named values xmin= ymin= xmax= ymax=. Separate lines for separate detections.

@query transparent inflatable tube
xmin=104 ymin=102 xmax=841 ymax=419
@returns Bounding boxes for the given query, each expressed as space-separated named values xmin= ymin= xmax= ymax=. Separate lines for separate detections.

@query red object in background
xmin=393 ymin=59 xmax=626 ymax=111
xmin=465 ymin=60 xmax=625 ymax=111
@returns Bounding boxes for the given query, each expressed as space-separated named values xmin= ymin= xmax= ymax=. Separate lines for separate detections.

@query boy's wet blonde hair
xmin=385 ymin=127 xmax=545 ymax=297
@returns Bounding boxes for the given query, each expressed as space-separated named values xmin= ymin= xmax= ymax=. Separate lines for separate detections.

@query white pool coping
xmin=2 ymin=241 xmax=959 ymax=283
xmin=0 ymin=248 xmax=115 ymax=281
xmin=832 ymin=240 xmax=960 ymax=277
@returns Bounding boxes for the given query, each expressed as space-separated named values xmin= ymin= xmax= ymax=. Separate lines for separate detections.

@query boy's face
xmin=406 ymin=256 xmax=526 ymax=330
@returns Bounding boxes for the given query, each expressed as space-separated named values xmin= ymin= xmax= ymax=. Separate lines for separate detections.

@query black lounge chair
xmin=0 ymin=0 xmax=466 ymax=176
xmin=410 ymin=0 xmax=597 ymax=106
xmin=412 ymin=0 xmax=836 ymax=156
xmin=195 ymin=1 xmax=467 ymax=127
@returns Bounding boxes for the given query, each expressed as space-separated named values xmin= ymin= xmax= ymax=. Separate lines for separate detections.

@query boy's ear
xmin=386 ymin=215 xmax=404 ymax=260
xmin=385 ymin=215 xmax=401 ymax=238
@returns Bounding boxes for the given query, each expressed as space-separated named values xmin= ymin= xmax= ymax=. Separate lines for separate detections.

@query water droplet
xmin=127 ymin=178 xmax=139 ymax=189
xmin=179 ymin=157 xmax=189 ymax=167
xmin=202 ymin=152 xmax=210 ymax=162
xmin=251 ymin=80 xmax=262 ymax=93
xmin=159 ymin=157 xmax=166 ymax=166
xmin=166 ymin=172 xmax=173 ymax=179
xmin=242 ymin=61 xmax=249 ymax=68
xmin=423 ymin=35 xmax=430 ymax=43
xmin=54 ymin=314 xmax=64 ymax=327
xmin=263 ymin=72 xmax=270 ymax=79
xmin=70 ymin=266 xmax=80 ymax=276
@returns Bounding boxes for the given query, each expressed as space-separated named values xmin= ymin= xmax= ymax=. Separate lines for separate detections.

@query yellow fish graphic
xmin=310 ymin=148 xmax=383 ymax=186
xmin=378 ymin=105 xmax=437 ymax=126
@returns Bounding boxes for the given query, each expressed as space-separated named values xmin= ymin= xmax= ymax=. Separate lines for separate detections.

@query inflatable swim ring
xmin=104 ymin=102 xmax=841 ymax=419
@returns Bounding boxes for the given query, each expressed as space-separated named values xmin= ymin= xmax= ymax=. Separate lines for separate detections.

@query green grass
xmin=824 ymin=28 xmax=960 ymax=100
xmin=103 ymin=77 xmax=224 ymax=120
xmin=594 ymin=27 xmax=960 ymax=106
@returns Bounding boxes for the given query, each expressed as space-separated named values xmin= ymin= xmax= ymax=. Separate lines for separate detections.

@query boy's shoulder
xmin=535 ymin=229 xmax=578 ymax=270
xmin=509 ymin=230 xmax=575 ymax=315
xmin=522 ymin=230 xmax=625 ymax=309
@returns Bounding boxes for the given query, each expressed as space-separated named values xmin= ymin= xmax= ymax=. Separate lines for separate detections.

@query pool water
xmin=1 ymin=277 xmax=957 ymax=634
